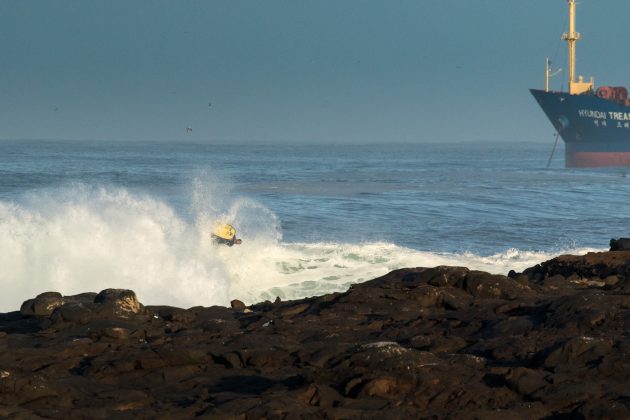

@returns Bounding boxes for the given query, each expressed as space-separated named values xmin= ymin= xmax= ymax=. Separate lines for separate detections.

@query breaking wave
xmin=0 ymin=181 xmax=602 ymax=312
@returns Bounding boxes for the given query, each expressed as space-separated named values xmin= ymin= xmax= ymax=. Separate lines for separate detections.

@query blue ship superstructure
xmin=531 ymin=0 xmax=630 ymax=167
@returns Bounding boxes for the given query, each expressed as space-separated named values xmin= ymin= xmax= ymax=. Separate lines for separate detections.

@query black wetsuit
xmin=212 ymin=234 xmax=237 ymax=247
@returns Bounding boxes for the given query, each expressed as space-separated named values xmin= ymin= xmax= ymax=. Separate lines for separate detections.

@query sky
xmin=0 ymin=0 xmax=628 ymax=144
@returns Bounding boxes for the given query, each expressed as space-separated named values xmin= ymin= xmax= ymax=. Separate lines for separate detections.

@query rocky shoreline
xmin=1 ymin=250 xmax=630 ymax=418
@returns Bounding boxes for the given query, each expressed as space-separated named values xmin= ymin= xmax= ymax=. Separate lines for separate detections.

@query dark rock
xmin=37 ymin=292 xmax=63 ymax=299
xmin=51 ymin=302 xmax=94 ymax=325
xmin=219 ymin=351 xmax=244 ymax=368
xmin=505 ymin=367 xmax=549 ymax=396
xmin=20 ymin=292 xmax=64 ymax=316
xmin=426 ymin=266 xmax=469 ymax=287
xmin=610 ymin=237 xmax=630 ymax=251
xmin=93 ymin=289 xmax=142 ymax=318
xmin=279 ymin=302 xmax=310 ymax=317
xmin=298 ymin=383 xmax=343 ymax=407
xmin=543 ymin=336 xmax=613 ymax=369
xmin=461 ymin=271 xmax=531 ymax=300
xmin=485 ymin=316 xmax=534 ymax=337
xmin=357 ymin=377 xmax=398 ymax=399
xmin=230 ymin=299 xmax=246 ymax=310
xmin=2 ymin=250 xmax=630 ymax=417
xmin=154 ymin=306 xmax=195 ymax=323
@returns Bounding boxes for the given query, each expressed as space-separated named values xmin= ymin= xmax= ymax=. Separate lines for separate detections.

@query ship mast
xmin=561 ymin=0 xmax=594 ymax=95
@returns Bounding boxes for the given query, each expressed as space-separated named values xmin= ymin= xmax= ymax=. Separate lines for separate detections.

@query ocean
xmin=1 ymin=139 xmax=627 ymax=312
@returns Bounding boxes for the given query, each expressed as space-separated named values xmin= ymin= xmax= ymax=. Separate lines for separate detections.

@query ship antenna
xmin=545 ymin=58 xmax=562 ymax=92
xmin=561 ymin=0 xmax=594 ymax=94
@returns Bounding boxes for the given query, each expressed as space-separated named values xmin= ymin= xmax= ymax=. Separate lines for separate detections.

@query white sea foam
xmin=0 ymin=183 xmax=603 ymax=312
xmin=227 ymin=242 xmax=602 ymax=304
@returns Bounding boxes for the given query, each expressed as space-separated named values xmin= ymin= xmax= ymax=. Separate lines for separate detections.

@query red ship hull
xmin=566 ymin=151 xmax=630 ymax=168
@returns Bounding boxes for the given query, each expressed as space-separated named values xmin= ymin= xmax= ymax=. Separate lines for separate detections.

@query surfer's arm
xmin=211 ymin=232 xmax=241 ymax=246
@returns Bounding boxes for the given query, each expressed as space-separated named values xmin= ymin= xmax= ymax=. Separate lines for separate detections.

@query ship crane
xmin=561 ymin=0 xmax=594 ymax=95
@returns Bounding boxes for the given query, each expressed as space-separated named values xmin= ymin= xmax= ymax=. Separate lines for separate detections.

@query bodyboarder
xmin=211 ymin=223 xmax=242 ymax=247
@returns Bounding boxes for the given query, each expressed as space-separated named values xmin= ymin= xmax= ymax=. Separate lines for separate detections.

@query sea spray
xmin=0 ymin=184 xmax=232 ymax=311
xmin=189 ymin=171 xmax=282 ymax=243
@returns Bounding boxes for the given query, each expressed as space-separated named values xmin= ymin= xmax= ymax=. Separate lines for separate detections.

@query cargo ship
xmin=530 ymin=0 xmax=630 ymax=167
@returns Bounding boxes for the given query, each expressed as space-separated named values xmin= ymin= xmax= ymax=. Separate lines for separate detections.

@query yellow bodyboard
xmin=213 ymin=223 xmax=236 ymax=240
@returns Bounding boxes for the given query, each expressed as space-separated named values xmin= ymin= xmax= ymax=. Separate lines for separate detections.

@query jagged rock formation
xmin=1 ymin=253 xmax=630 ymax=418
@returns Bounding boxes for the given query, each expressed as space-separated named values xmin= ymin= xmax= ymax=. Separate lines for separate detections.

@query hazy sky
xmin=0 ymin=0 xmax=628 ymax=143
